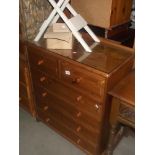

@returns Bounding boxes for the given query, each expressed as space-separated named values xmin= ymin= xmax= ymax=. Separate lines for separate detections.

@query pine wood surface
xmin=105 ymin=70 xmax=135 ymax=155
xmin=19 ymin=40 xmax=36 ymax=117
xmin=71 ymin=0 xmax=132 ymax=29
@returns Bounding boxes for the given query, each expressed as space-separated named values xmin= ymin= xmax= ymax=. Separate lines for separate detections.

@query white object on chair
xmin=34 ymin=0 xmax=100 ymax=52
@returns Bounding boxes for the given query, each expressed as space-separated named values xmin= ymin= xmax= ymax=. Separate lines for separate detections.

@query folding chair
xmin=34 ymin=0 xmax=100 ymax=52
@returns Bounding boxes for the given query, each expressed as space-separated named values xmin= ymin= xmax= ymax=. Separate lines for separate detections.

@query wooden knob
xmin=76 ymin=77 xmax=81 ymax=83
xmin=45 ymin=118 xmax=50 ymax=123
xmin=19 ymin=97 xmax=22 ymax=101
xmin=72 ymin=77 xmax=82 ymax=84
xmin=94 ymin=104 xmax=100 ymax=111
xmin=76 ymin=112 xmax=81 ymax=118
xmin=76 ymin=126 xmax=81 ymax=132
xmin=42 ymin=92 xmax=47 ymax=97
xmin=77 ymin=139 xmax=81 ymax=144
xmin=76 ymin=96 xmax=82 ymax=102
xmin=43 ymin=106 xmax=48 ymax=111
xmin=40 ymin=76 xmax=46 ymax=82
xmin=37 ymin=60 xmax=44 ymax=65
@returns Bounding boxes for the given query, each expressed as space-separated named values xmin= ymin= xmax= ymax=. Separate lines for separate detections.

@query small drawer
xmin=60 ymin=61 xmax=105 ymax=100
xmin=33 ymin=80 xmax=103 ymax=121
xmin=119 ymin=102 xmax=135 ymax=123
xmin=37 ymin=108 xmax=97 ymax=155
xmin=28 ymin=47 xmax=58 ymax=79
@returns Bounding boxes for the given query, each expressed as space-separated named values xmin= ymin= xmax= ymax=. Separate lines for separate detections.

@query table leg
xmin=105 ymin=124 xmax=118 ymax=155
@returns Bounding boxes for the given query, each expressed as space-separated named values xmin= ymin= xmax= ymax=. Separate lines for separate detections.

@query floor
xmin=19 ymin=108 xmax=135 ymax=155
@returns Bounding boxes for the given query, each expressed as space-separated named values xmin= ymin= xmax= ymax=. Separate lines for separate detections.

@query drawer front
xmin=37 ymin=104 xmax=99 ymax=146
xmin=28 ymin=48 xmax=58 ymax=79
xmin=35 ymin=85 xmax=101 ymax=131
xmin=119 ymin=102 xmax=135 ymax=123
xmin=32 ymin=69 xmax=103 ymax=121
xmin=37 ymin=108 xmax=97 ymax=155
xmin=37 ymin=102 xmax=99 ymax=145
xmin=60 ymin=61 xmax=105 ymax=100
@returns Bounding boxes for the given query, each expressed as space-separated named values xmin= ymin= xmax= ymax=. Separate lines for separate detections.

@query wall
xmin=19 ymin=0 xmax=52 ymax=40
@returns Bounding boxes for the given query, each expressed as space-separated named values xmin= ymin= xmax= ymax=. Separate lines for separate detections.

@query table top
xmin=29 ymin=33 xmax=134 ymax=74
xmin=108 ymin=70 xmax=135 ymax=106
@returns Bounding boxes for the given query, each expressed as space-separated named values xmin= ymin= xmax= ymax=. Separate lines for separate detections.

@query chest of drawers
xmin=19 ymin=40 xmax=36 ymax=117
xmin=27 ymin=36 xmax=134 ymax=155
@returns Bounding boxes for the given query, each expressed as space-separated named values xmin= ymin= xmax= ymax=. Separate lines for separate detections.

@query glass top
xmin=31 ymin=34 xmax=134 ymax=74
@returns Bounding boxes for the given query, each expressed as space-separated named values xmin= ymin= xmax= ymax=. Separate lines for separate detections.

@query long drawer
xmin=28 ymin=47 xmax=58 ymax=79
xmin=31 ymin=68 xmax=103 ymax=121
xmin=36 ymin=101 xmax=99 ymax=145
xmin=60 ymin=61 xmax=106 ymax=101
xmin=35 ymin=84 xmax=101 ymax=130
xmin=37 ymin=108 xmax=99 ymax=155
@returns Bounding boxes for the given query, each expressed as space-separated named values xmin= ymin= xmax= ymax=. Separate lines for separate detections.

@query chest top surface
xmin=28 ymin=33 xmax=134 ymax=75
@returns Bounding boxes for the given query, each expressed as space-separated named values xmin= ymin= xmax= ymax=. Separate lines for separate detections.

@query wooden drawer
xmin=37 ymin=108 xmax=98 ymax=155
xmin=60 ymin=61 xmax=105 ymax=100
xmin=35 ymin=85 xmax=101 ymax=130
xmin=28 ymin=47 xmax=58 ymax=79
xmin=37 ymin=102 xmax=99 ymax=145
xmin=32 ymin=68 xmax=103 ymax=121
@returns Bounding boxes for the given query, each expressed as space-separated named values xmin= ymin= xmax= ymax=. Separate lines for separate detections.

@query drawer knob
xmin=42 ymin=92 xmax=47 ymax=97
xmin=94 ymin=104 xmax=100 ymax=111
xmin=77 ymin=139 xmax=81 ymax=144
xmin=19 ymin=97 xmax=22 ymax=101
xmin=37 ymin=60 xmax=44 ymax=65
xmin=40 ymin=76 xmax=46 ymax=82
xmin=45 ymin=118 xmax=50 ymax=123
xmin=72 ymin=77 xmax=81 ymax=84
xmin=76 ymin=96 xmax=82 ymax=102
xmin=76 ymin=112 xmax=82 ymax=118
xmin=76 ymin=126 xmax=81 ymax=132
xmin=43 ymin=106 xmax=48 ymax=111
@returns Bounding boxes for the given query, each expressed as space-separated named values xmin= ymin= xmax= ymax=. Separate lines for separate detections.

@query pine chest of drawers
xmin=19 ymin=40 xmax=36 ymax=117
xmin=27 ymin=36 xmax=134 ymax=155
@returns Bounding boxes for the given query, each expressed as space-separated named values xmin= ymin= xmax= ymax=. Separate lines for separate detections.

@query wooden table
xmin=105 ymin=70 xmax=135 ymax=155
